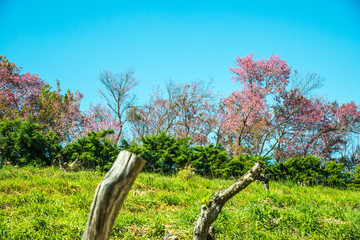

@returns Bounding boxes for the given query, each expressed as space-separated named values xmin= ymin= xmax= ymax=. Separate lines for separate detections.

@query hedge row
xmin=0 ymin=119 xmax=118 ymax=171
xmin=1 ymin=119 xmax=359 ymax=188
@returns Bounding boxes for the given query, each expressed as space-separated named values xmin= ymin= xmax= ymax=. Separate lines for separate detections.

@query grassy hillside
xmin=0 ymin=166 xmax=359 ymax=239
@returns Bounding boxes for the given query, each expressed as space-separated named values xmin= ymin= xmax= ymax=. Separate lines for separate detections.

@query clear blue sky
xmin=1 ymin=0 xmax=359 ymax=109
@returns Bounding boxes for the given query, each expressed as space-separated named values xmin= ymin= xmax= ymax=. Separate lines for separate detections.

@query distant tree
xmin=0 ymin=55 xmax=85 ymax=142
xmin=99 ymin=68 xmax=138 ymax=143
xmin=0 ymin=55 xmax=117 ymax=143
xmin=128 ymin=80 xmax=218 ymax=145
xmin=169 ymin=80 xmax=218 ymax=145
xmin=34 ymin=80 xmax=86 ymax=142
xmin=274 ymin=99 xmax=360 ymax=164
xmin=127 ymin=84 xmax=179 ymax=138
xmin=82 ymin=104 xmax=121 ymax=143
xmin=217 ymin=53 xmax=291 ymax=156
xmin=0 ymin=55 xmax=45 ymax=120
xmin=218 ymin=53 xmax=360 ymax=165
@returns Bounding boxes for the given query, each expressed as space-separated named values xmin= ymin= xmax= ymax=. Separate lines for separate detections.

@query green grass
xmin=0 ymin=166 xmax=359 ymax=239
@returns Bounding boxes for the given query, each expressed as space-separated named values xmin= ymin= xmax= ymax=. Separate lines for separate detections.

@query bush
xmin=0 ymin=119 xmax=61 ymax=166
xmin=322 ymin=161 xmax=350 ymax=188
xmin=284 ymin=156 xmax=324 ymax=185
xmin=61 ymin=130 xmax=119 ymax=171
xmin=122 ymin=132 xmax=269 ymax=178
xmin=189 ymin=144 xmax=229 ymax=177
xmin=266 ymin=156 xmax=352 ymax=188
xmin=215 ymin=154 xmax=270 ymax=179
xmin=354 ymin=165 xmax=360 ymax=184
xmin=122 ymin=132 xmax=191 ymax=173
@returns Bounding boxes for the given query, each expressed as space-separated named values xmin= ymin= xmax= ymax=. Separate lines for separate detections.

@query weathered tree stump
xmin=193 ymin=162 xmax=268 ymax=240
xmin=82 ymin=151 xmax=145 ymax=240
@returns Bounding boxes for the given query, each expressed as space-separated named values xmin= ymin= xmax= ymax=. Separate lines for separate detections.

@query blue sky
xmin=1 ymin=0 xmax=359 ymax=109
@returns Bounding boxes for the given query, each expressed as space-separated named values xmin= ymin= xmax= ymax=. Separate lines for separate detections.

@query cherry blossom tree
xmin=272 ymin=97 xmax=360 ymax=165
xmin=32 ymin=81 xmax=86 ymax=142
xmin=216 ymin=53 xmax=291 ymax=156
xmin=0 ymin=55 xmax=45 ymax=120
xmin=0 ymin=55 xmax=117 ymax=143
xmin=220 ymin=53 xmax=360 ymax=167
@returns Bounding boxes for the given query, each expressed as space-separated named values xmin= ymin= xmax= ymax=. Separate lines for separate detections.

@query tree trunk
xmin=82 ymin=151 xmax=145 ymax=240
xmin=193 ymin=162 xmax=268 ymax=240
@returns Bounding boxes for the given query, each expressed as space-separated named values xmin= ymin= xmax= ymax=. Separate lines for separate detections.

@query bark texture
xmin=193 ymin=162 xmax=268 ymax=240
xmin=82 ymin=151 xmax=145 ymax=240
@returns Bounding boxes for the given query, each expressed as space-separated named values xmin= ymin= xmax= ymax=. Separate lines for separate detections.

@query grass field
xmin=0 ymin=165 xmax=359 ymax=239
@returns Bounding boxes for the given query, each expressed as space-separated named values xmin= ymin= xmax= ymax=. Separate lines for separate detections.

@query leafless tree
xmin=127 ymin=79 xmax=218 ymax=145
xmin=99 ymin=68 xmax=138 ymax=142
xmin=290 ymin=70 xmax=324 ymax=95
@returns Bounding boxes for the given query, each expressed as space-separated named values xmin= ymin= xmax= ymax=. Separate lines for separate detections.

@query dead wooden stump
xmin=192 ymin=162 xmax=268 ymax=240
xmin=82 ymin=150 xmax=145 ymax=240
xmin=82 ymin=151 xmax=267 ymax=240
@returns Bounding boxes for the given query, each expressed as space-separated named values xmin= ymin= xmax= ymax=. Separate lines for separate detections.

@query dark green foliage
xmin=0 ymin=119 xmax=119 ymax=171
xmin=0 ymin=119 xmax=60 ymax=166
xmin=267 ymin=156 xmax=352 ymax=188
xmin=215 ymin=157 xmax=245 ymax=178
xmin=122 ymin=132 xmax=268 ymax=178
xmin=1 ymin=122 xmax=358 ymax=189
xmin=322 ymin=161 xmax=349 ymax=188
xmin=222 ymin=155 xmax=268 ymax=177
xmin=188 ymin=145 xmax=271 ymax=179
xmin=214 ymin=154 xmax=270 ymax=179
xmin=349 ymin=165 xmax=360 ymax=189
xmin=122 ymin=132 xmax=191 ymax=173
xmin=354 ymin=165 xmax=360 ymax=184
xmin=189 ymin=144 xmax=229 ymax=177
xmin=283 ymin=156 xmax=324 ymax=185
xmin=61 ymin=130 xmax=119 ymax=171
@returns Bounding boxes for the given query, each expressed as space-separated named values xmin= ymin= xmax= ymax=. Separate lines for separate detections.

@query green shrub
xmin=266 ymin=162 xmax=288 ymax=181
xmin=122 ymin=132 xmax=269 ymax=178
xmin=322 ymin=161 xmax=350 ymax=188
xmin=283 ymin=156 xmax=323 ymax=185
xmin=266 ymin=156 xmax=323 ymax=185
xmin=189 ymin=144 xmax=229 ymax=177
xmin=349 ymin=165 xmax=360 ymax=189
xmin=122 ymin=132 xmax=191 ymax=173
xmin=213 ymin=154 xmax=269 ymax=179
xmin=61 ymin=130 xmax=119 ymax=171
xmin=0 ymin=119 xmax=61 ymax=166
xmin=266 ymin=156 xmax=352 ymax=188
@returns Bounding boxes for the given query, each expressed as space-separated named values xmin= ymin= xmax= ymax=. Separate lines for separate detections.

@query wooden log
xmin=82 ymin=151 xmax=145 ymax=240
xmin=192 ymin=162 xmax=268 ymax=240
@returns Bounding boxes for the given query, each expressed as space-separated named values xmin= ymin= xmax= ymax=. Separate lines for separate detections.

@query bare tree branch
xmin=98 ymin=68 xmax=138 ymax=142
xmin=193 ymin=162 xmax=268 ymax=240
xmin=291 ymin=70 xmax=324 ymax=95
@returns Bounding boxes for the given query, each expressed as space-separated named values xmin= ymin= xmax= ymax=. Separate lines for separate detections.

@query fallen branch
xmin=82 ymin=151 xmax=145 ymax=240
xmin=193 ymin=162 xmax=268 ymax=240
